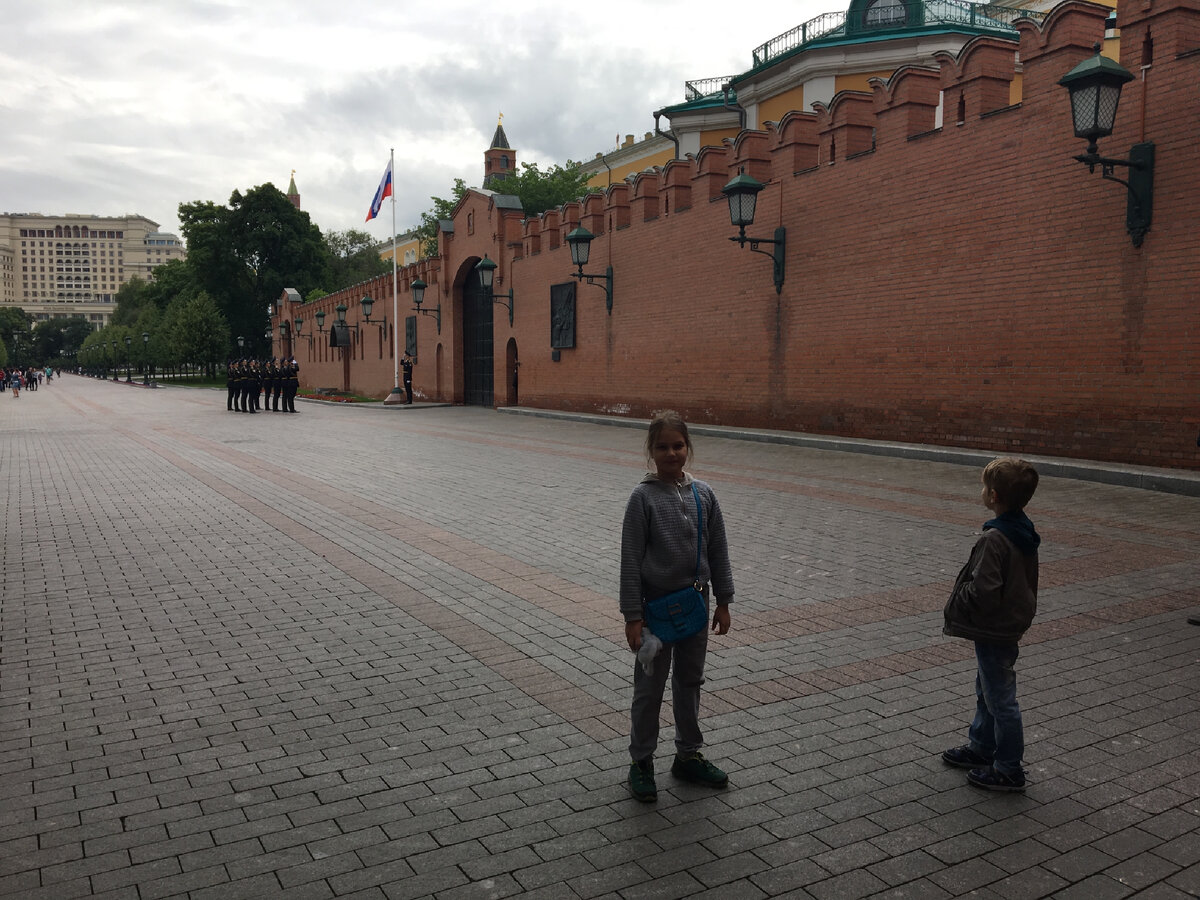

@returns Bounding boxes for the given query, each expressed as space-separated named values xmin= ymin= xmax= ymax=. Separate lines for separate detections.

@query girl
xmin=620 ymin=410 xmax=735 ymax=802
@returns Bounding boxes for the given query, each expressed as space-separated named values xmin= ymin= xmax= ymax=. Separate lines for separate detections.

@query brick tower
xmin=484 ymin=115 xmax=516 ymax=186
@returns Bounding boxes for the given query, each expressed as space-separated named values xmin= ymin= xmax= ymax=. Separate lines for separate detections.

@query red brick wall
xmin=281 ymin=0 xmax=1200 ymax=470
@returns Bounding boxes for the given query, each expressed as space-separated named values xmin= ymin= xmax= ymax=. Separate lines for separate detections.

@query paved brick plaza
xmin=2 ymin=376 xmax=1199 ymax=899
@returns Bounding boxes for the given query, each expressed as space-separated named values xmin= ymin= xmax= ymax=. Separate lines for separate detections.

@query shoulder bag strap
xmin=690 ymin=482 xmax=703 ymax=589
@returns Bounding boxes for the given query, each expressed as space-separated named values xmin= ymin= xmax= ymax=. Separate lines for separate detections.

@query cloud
xmin=0 ymin=0 xmax=821 ymax=243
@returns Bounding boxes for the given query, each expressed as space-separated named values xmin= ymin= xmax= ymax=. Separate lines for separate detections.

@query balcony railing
xmin=684 ymin=76 xmax=737 ymax=101
xmin=750 ymin=3 xmax=1046 ymax=70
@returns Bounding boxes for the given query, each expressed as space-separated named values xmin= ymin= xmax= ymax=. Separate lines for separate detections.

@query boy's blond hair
xmin=983 ymin=457 xmax=1039 ymax=510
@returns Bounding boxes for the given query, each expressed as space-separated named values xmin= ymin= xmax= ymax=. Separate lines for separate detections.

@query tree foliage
xmin=325 ymin=229 xmax=390 ymax=288
xmin=415 ymin=179 xmax=470 ymax=259
xmin=178 ymin=183 xmax=331 ymax=358
xmin=486 ymin=160 xmax=592 ymax=218
xmin=168 ymin=292 xmax=230 ymax=376
xmin=413 ymin=161 xmax=592 ymax=260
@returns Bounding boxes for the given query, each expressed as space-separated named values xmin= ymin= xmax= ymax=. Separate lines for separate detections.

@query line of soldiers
xmin=226 ymin=358 xmax=299 ymax=413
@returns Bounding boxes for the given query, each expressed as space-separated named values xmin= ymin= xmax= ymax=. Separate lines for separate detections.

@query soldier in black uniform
xmin=285 ymin=358 xmax=299 ymax=412
xmin=239 ymin=359 xmax=253 ymax=412
xmin=226 ymin=359 xmax=237 ymax=411
xmin=401 ymin=351 xmax=414 ymax=404
xmin=270 ymin=358 xmax=283 ymax=411
xmin=250 ymin=360 xmax=262 ymax=412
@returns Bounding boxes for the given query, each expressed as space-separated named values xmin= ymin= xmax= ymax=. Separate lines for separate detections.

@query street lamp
xmin=142 ymin=332 xmax=150 ymax=385
xmin=475 ymin=255 xmax=514 ymax=326
xmin=1059 ymin=44 xmax=1154 ymax=247
xmin=721 ymin=169 xmax=787 ymax=294
xmin=564 ymin=228 xmax=614 ymax=314
xmin=124 ymin=334 xmax=132 ymax=382
xmin=410 ymin=278 xmax=440 ymax=333
xmin=359 ymin=295 xmax=388 ymax=334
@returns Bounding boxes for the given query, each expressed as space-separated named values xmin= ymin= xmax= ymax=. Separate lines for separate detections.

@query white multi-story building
xmin=0 ymin=212 xmax=186 ymax=327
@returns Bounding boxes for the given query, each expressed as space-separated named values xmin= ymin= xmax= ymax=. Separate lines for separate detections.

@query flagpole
xmin=385 ymin=148 xmax=404 ymax=404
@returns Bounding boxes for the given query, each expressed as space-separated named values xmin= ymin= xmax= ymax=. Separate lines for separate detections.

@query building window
xmin=865 ymin=0 xmax=906 ymax=26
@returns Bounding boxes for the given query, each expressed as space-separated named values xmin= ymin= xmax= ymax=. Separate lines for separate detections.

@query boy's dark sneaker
xmin=628 ymin=759 xmax=657 ymax=802
xmin=942 ymin=745 xmax=993 ymax=770
xmin=671 ymin=752 xmax=728 ymax=787
xmin=967 ymin=767 xmax=1026 ymax=793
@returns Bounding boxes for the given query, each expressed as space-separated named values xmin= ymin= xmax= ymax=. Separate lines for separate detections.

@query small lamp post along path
xmin=142 ymin=332 xmax=150 ymax=385
xmin=125 ymin=335 xmax=132 ymax=382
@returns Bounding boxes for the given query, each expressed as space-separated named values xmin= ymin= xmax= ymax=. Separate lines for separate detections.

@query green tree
xmin=179 ymin=183 xmax=331 ymax=358
xmin=31 ymin=316 xmax=94 ymax=363
xmin=111 ymin=278 xmax=156 ymax=327
xmin=486 ymin=160 xmax=591 ymax=218
xmin=0 ymin=307 xmax=31 ymax=367
xmin=169 ymin=292 xmax=230 ymax=378
xmin=415 ymin=178 xmax=470 ymax=258
xmin=325 ymin=229 xmax=389 ymax=289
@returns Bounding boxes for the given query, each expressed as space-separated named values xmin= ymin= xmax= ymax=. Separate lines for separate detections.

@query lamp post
xmin=1059 ymin=44 xmax=1154 ymax=247
xmin=142 ymin=332 xmax=150 ymax=385
xmin=721 ymin=170 xmax=787 ymax=293
xmin=124 ymin=335 xmax=132 ymax=382
xmin=410 ymin=278 xmax=440 ymax=333
xmin=475 ymin=255 xmax=514 ymax=326
xmin=108 ymin=340 xmax=115 ymax=379
xmin=564 ymin=228 xmax=613 ymax=314
xmin=359 ymin=295 xmax=388 ymax=334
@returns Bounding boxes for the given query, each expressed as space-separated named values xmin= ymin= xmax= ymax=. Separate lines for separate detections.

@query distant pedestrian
xmin=621 ymin=410 xmax=734 ymax=802
xmin=942 ymin=457 xmax=1040 ymax=793
xmin=401 ymin=351 xmax=414 ymax=404
xmin=11 ymin=371 xmax=21 ymax=397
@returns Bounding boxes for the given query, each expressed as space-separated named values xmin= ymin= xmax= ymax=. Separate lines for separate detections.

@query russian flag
xmin=365 ymin=159 xmax=393 ymax=222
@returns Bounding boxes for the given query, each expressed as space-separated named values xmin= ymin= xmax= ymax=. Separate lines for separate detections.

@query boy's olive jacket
xmin=943 ymin=529 xmax=1038 ymax=645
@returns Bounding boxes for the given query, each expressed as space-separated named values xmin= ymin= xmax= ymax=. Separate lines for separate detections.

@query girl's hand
xmin=712 ymin=605 xmax=731 ymax=635
xmin=625 ymin=620 xmax=643 ymax=652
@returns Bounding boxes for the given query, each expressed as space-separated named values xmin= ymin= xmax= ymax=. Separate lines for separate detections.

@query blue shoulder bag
xmin=642 ymin=482 xmax=709 ymax=643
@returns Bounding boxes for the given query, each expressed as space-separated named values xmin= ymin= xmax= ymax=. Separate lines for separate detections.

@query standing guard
xmin=270 ymin=358 xmax=283 ymax=411
xmin=239 ymin=359 xmax=253 ymax=413
xmin=226 ymin=359 xmax=237 ymax=411
xmin=284 ymin=358 xmax=299 ymax=413
xmin=250 ymin=360 xmax=262 ymax=412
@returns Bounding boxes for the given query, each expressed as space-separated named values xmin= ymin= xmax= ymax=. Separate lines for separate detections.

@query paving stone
xmin=3 ymin=396 xmax=1199 ymax=900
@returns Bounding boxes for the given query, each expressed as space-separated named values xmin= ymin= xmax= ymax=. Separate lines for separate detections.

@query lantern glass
xmin=315 ymin=311 xmax=326 ymax=328
xmin=335 ymin=303 xmax=347 ymax=325
xmin=294 ymin=317 xmax=303 ymax=334
xmin=1059 ymin=47 xmax=1134 ymax=143
xmin=360 ymin=296 xmax=373 ymax=318
xmin=722 ymin=171 xmax=765 ymax=228
xmin=476 ymin=255 xmax=496 ymax=290
xmin=566 ymin=227 xmax=592 ymax=268
xmin=280 ymin=322 xmax=288 ymax=338
xmin=411 ymin=278 xmax=427 ymax=307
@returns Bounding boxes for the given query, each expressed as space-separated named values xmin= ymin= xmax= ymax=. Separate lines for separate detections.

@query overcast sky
xmin=1 ymin=1 xmax=832 ymax=246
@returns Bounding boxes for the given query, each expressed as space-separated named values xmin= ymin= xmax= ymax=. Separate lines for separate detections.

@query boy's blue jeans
xmin=969 ymin=641 xmax=1024 ymax=777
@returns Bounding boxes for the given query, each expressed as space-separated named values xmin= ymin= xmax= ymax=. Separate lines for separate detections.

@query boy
xmin=942 ymin=457 xmax=1040 ymax=792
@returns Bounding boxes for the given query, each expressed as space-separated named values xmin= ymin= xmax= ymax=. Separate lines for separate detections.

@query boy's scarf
xmin=983 ymin=509 xmax=1041 ymax=555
